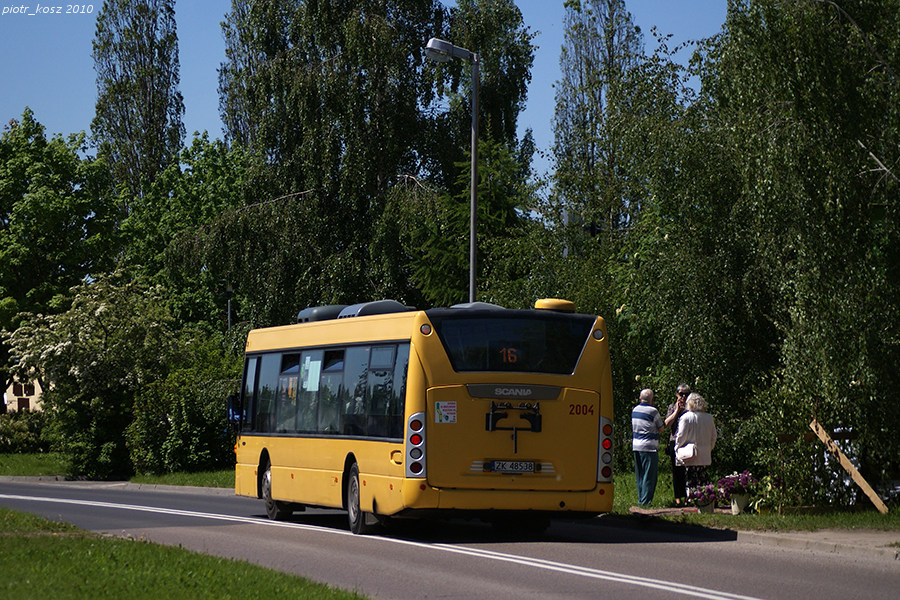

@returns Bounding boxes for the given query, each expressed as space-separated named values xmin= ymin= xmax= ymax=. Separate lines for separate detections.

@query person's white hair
xmin=639 ymin=388 xmax=654 ymax=403
xmin=686 ymin=392 xmax=707 ymax=412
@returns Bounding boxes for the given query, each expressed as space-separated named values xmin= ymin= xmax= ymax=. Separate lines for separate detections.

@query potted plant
xmin=688 ymin=484 xmax=718 ymax=513
xmin=748 ymin=474 xmax=784 ymax=514
xmin=717 ymin=471 xmax=757 ymax=514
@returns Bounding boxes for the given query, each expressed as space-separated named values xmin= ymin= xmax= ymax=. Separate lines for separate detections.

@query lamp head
xmin=424 ymin=37 xmax=454 ymax=62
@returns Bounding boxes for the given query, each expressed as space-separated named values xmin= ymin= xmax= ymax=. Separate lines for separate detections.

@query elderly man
xmin=632 ymin=388 xmax=665 ymax=507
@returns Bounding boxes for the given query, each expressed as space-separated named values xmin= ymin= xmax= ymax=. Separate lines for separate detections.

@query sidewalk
xmin=628 ymin=506 xmax=900 ymax=561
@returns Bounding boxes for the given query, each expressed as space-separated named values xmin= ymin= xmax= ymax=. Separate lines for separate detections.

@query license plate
xmin=491 ymin=460 xmax=534 ymax=473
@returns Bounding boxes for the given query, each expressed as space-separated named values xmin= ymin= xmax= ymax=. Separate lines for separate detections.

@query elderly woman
xmin=674 ymin=393 xmax=717 ymax=496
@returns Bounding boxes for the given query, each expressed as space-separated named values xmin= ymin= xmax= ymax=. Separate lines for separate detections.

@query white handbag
xmin=675 ymin=443 xmax=697 ymax=461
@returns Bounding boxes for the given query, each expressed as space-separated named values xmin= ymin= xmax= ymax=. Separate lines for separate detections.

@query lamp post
xmin=424 ymin=37 xmax=479 ymax=304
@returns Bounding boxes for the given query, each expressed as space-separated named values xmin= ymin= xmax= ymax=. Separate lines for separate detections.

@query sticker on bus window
xmin=435 ymin=401 xmax=457 ymax=424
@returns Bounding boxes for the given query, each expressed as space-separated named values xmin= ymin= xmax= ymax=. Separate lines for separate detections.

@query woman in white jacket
xmin=674 ymin=393 xmax=717 ymax=495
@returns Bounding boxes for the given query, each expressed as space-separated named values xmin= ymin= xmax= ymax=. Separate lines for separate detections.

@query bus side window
xmin=341 ymin=346 xmax=370 ymax=436
xmin=276 ymin=354 xmax=301 ymax=433
xmin=389 ymin=344 xmax=410 ymax=438
xmin=318 ymin=350 xmax=344 ymax=434
xmin=241 ymin=356 xmax=259 ymax=431
xmin=297 ymin=350 xmax=323 ymax=432
xmin=366 ymin=345 xmax=396 ymax=438
xmin=256 ymin=353 xmax=282 ymax=433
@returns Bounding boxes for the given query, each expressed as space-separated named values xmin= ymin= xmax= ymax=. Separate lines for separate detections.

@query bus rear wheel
xmin=346 ymin=463 xmax=373 ymax=534
xmin=261 ymin=461 xmax=292 ymax=521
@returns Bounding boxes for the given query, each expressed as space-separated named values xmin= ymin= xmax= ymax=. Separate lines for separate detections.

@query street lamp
xmin=424 ymin=37 xmax=479 ymax=304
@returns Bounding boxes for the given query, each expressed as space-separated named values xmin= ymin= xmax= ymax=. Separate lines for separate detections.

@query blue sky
xmin=0 ymin=1 xmax=726 ymax=173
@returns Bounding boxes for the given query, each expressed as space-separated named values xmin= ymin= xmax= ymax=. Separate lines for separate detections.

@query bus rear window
xmin=427 ymin=311 xmax=596 ymax=374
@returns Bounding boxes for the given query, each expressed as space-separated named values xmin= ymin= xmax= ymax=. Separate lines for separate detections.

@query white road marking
xmin=0 ymin=493 xmax=763 ymax=600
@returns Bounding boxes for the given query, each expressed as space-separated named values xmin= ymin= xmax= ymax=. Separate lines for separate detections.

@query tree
xmin=606 ymin=0 xmax=900 ymax=498
xmin=92 ymin=0 xmax=184 ymax=202
xmin=4 ymin=271 xmax=177 ymax=479
xmin=552 ymin=0 xmax=643 ymax=241
xmin=380 ymin=138 xmax=539 ymax=307
xmin=0 ymin=109 xmax=115 ymax=389
xmin=122 ymin=135 xmax=251 ymax=329
xmin=375 ymin=0 xmax=537 ymax=306
xmin=214 ymin=0 xmax=445 ymax=321
xmin=208 ymin=1 xmax=538 ymax=321
xmin=700 ymin=0 xmax=900 ymax=496
xmin=127 ymin=330 xmax=241 ymax=475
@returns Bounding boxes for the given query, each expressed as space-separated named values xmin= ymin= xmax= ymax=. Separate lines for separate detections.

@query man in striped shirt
xmin=632 ymin=388 xmax=665 ymax=506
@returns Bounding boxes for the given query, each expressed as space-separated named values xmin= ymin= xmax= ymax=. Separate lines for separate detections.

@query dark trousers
xmin=672 ymin=463 xmax=687 ymax=500
xmin=633 ymin=451 xmax=659 ymax=506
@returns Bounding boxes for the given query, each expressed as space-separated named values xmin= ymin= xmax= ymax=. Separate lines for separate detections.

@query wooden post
xmin=809 ymin=419 xmax=888 ymax=515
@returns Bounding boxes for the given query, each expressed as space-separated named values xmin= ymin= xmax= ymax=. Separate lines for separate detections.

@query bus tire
xmin=347 ymin=463 xmax=373 ymax=534
xmin=261 ymin=461 xmax=292 ymax=521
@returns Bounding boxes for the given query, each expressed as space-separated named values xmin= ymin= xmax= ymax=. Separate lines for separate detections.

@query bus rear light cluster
xmin=597 ymin=415 xmax=613 ymax=482
xmin=406 ymin=412 xmax=426 ymax=478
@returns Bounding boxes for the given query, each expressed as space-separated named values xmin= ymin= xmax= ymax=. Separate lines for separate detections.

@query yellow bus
xmin=234 ymin=298 xmax=614 ymax=534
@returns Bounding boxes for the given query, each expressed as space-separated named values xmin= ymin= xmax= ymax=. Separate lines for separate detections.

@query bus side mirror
xmin=226 ymin=393 xmax=241 ymax=428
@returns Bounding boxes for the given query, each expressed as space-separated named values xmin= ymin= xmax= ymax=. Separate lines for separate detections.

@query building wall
xmin=3 ymin=377 xmax=43 ymax=412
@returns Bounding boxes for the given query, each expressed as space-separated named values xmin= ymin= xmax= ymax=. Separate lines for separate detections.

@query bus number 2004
xmin=569 ymin=404 xmax=595 ymax=416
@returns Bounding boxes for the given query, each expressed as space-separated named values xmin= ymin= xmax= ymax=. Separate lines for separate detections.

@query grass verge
xmin=130 ymin=469 xmax=235 ymax=489
xmin=0 ymin=507 xmax=367 ymax=600
xmin=613 ymin=470 xmax=900 ymax=531
xmin=0 ymin=452 xmax=67 ymax=476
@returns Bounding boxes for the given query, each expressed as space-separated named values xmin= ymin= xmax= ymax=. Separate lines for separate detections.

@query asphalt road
xmin=1 ymin=480 xmax=896 ymax=599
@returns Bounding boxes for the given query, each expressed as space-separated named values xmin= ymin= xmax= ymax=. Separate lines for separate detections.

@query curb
xmin=734 ymin=529 xmax=900 ymax=561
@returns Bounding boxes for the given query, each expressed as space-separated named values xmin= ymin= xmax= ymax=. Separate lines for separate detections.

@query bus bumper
xmin=400 ymin=481 xmax=613 ymax=513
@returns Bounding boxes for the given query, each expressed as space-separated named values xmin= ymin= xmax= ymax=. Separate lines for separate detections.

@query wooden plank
xmin=809 ymin=419 xmax=889 ymax=515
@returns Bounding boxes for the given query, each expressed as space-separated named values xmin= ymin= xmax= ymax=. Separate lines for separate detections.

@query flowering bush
xmin=717 ymin=471 xmax=757 ymax=500
xmin=688 ymin=484 xmax=718 ymax=506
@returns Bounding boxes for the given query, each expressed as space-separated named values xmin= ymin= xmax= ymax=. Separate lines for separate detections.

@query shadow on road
xmin=271 ymin=509 xmax=738 ymax=547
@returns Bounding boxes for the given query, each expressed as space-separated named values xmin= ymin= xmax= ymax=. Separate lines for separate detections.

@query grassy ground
xmin=0 ymin=452 xmax=68 ymax=476
xmin=0 ymin=454 xmax=368 ymax=599
xmin=614 ymin=470 xmax=900 ymax=531
xmin=0 ymin=508 xmax=367 ymax=600
xmin=3 ymin=453 xmax=898 ymax=532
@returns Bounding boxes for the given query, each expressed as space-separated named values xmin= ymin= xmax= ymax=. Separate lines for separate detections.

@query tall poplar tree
xmin=552 ymin=0 xmax=642 ymax=241
xmin=92 ymin=0 xmax=185 ymax=203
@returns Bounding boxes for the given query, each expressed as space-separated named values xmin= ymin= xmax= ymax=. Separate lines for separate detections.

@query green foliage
xmin=213 ymin=0 xmax=449 ymax=321
xmin=550 ymin=0 xmax=900 ymax=504
xmin=0 ymin=410 xmax=50 ymax=454
xmin=0 ymin=109 xmax=116 ymax=386
xmin=127 ymin=331 xmax=241 ymax=475
xmin=92 ymin=0 xmax=184 ymax=199
xmin=124 ymin=135 xmax=250 ymax=330
xmin=382 ymin=139 xmax=538 ymax=307
xmin=5 ymin=271 xmax=177 ymax=479
xmin=209 ymin=0 xmax=538 ymax=323
xmin=697 ymin=0 xmax=900 ymax=497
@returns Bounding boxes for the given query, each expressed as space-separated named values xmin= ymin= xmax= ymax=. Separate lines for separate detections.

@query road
xmin=0 ymin=480 xmax=896 ymax=599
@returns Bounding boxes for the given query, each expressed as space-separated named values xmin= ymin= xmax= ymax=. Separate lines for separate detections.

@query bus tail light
xmin=597 ymin=415 xmax=613 ymax=482
xmin=406 ymin=412 xmax=426 ymax=478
